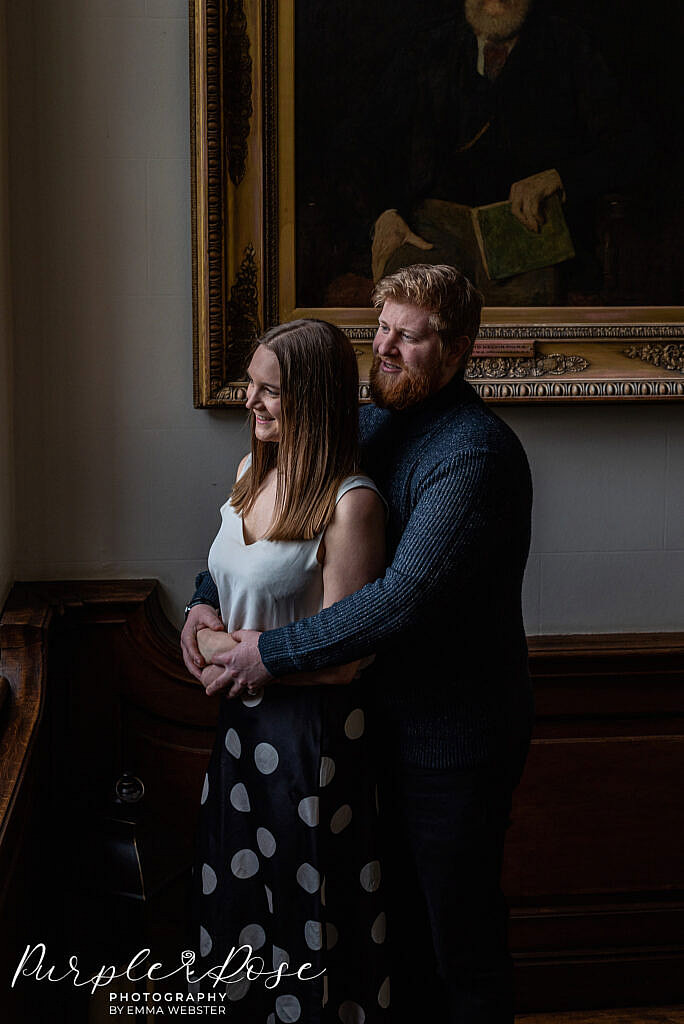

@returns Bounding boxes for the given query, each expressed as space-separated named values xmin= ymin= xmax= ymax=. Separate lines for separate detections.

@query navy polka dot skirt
xmin=192 ymin=681 xmax=389 ymax=1022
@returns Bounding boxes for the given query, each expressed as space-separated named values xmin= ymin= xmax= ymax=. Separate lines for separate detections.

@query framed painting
xmin=189 ymin=0 xmax=684 ymax=406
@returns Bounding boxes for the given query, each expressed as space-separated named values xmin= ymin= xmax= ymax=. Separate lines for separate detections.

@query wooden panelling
xmin=0 ymin=584 xmax=683 ymax=1019
xmin=509 ymin=633 xmax=684 ymax=1011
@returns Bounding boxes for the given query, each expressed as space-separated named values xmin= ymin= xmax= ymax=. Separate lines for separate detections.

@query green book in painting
xmin=472 ymin=193 xmax=575 ymax=281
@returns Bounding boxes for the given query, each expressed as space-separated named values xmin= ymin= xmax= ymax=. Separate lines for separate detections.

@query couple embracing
xmin=181 ymin=264 xmax=533 ymax=1024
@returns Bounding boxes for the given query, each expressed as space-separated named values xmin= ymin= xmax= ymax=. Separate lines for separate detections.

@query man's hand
xmin=180 ymin=604 xmax=224 ymax=681
xmin=205 ymin=630 xmax=273 ymax=698
xmin=372 ymin=209 xmax=434 ymax=281
xmin=509 ymin=169 xmax=564 ymax=232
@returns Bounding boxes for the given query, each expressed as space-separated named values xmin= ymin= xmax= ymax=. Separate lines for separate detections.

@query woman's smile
xmin=245 ymin=346 xmax=282 ymax=441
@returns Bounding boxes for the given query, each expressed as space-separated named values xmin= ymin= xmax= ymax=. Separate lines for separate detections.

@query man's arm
xmin=190 ymin=569 xmax=220 ymax=610
xmin=217 ymin=449 xmax=501 ymax=692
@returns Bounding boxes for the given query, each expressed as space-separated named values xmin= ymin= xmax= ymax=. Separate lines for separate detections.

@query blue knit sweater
xmin=192 ymin=377 xmax=533 ymax=769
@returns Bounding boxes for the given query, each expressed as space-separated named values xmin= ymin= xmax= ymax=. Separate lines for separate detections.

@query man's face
xmin=465 ymin=0 xmax=532 ymax=42
xmin=370 ymin=300 xmax=460 ymax=411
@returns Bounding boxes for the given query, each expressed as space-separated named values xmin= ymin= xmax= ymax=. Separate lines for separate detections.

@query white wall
xmin=9 ymin=0 xmax=246 ymax=625
xmin=7 ymin=0 xmax=684 ymax=632
xmin=501 ymin=404 xmax=683 ymax=634
xmin=0 ymin=0 xmax=15 ymax=608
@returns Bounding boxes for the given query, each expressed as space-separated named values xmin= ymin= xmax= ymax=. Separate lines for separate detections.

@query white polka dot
xmin=338 ymin=1001 xmax=366 ymax=1023
xmin=275 ymin=994 xmax=301 ymax=1022
xmin=264 ymin=884 xmax=274 ymax=914
xmin=272 ymin=946 xmax=289 ymax=971
xmin=201 ymin=774 xmax=209 ymax=805
xmin=298 ymin=796 xmax=319 ymax=827
xmin=226 ymin=973 xmax=251 ymax=1001
xmin=230 ymin=848 xmax=259 ymax=879
xmin=330 ymin=804 xmax=352 ymax=834
xmin=201 ymin=863 xmax=217 ymax=895
xmin=304 ymin=920 xmax=322 ymax=951
xmin=378 ymin=976 xmax=390 ymax=1009
xmin=322 ymin=975 xmax=328 ymax=1007
xmin=319 ymin=756 xmax=335 ymax=787
xmin=326 ymin=923 xmax=338 ymax=950
xmin=254 ymin=742 xmax=279 ymax=774
xmin=225 ymin=728 xmax=241 ymax=757
xmin=371 ymin=911 xmax=386 ymax=944
xmin=241 ymin=691 xmax=263 ymax=708
xmin=238 ymin=923 xmax=266 ymax=951
xmin=257 ymin=827 xmax=276 ymax=857
xmin=199 ymin=925 xmax=212 ymax=957
xmin=360 ymin=861 xmax=381 ymax=893
xmin=296 ymin=862 xmax=320 ymax=894
xmin=344 ymin=708 xmax=365 ymax=740
xmin=229 ymin=782 xmax=251 ymax=812
xmin=320 ymin=876 xmax=326 ymax=907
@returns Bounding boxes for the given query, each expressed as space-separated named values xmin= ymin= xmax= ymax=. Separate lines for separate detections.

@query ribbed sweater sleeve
xmin=191 ymin=569 xmax=220 ymax=609
xmin=258 ymin=449 xmax=494 ymax=675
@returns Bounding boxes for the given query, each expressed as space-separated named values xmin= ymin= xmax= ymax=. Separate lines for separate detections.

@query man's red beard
xmin=369 ymin=355 xmax=435 ymax=411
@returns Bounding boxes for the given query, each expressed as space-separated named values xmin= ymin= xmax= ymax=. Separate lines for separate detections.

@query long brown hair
xmin=230 ymin=319 xmax=360 ymax=541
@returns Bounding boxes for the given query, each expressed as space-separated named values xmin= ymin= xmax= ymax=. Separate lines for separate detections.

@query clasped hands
xmin=180 ymin=604 xmax=271 ymax=698
xmin=181 ymin=603 xmax=360 ymax=696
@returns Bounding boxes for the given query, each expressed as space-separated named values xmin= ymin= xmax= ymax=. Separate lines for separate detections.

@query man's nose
xmin=374 ymin=330 xmax=398 ymax=355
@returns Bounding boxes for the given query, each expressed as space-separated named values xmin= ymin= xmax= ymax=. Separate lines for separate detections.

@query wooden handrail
xmin=0 ymin=675 xmax=9 ymax=716
xmin=0 ymin=593 xmax=52 ymax=891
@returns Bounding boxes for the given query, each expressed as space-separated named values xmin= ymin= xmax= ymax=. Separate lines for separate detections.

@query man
xmin=182 ymin=264 xmax=533 ymax=1021
xmin=373 ymin=0 xmax=561 ymax=278
xmin=325 ymin=0 xmax=640 ymax=305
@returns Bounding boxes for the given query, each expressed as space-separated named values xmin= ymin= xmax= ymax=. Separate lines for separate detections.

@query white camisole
xmin=208 ymin=458 xmax=383 ymax=633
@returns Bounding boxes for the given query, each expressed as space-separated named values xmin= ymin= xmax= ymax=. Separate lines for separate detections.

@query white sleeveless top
xmin=208 ymin=458 xmax=383 ymax=632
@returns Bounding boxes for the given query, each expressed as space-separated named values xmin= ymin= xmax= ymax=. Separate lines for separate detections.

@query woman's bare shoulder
xmin=236 ymin=453 xmax=251 ymax=481
xmin=332 ymin=484 xmax=385 ymax=527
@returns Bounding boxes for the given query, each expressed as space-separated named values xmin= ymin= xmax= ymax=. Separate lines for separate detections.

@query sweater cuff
xmin=259 ymin=628 xmax=298 ymax=677
xmin=191 ymin=569 xmax=220 ymax=609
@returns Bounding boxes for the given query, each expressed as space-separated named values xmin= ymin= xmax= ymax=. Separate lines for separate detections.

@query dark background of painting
xmin=294 ymin=0 xmax=684 ymax=307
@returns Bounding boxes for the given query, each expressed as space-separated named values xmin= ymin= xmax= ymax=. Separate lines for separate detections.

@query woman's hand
xmin=199 ymin=664 xmax=225 ymax=693
xmin=197 ymin=628 xmax=237 ymax=662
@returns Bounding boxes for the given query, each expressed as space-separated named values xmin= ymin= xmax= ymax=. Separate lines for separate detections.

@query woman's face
xmin=245 ymin=345 xmax=282 ymax=442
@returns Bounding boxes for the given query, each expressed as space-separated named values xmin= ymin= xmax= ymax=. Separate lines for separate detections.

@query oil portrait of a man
xmin=295 ymin=0 xmax=683 ymax=310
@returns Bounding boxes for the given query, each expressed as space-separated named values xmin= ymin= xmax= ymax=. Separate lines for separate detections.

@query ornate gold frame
xmin=189 ymin=0 xmax=684 ymax=406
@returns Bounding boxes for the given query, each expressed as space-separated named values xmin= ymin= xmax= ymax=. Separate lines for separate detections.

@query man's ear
xmin=447 ymin=335 xmax=472 ymax=369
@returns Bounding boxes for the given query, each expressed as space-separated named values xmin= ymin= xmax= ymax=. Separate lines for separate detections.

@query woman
xmin=191 ymin=320 xmax=389 ymax=1022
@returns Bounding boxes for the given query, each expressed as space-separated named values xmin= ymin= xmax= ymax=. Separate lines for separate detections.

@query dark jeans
xmin=379 ymin=750 xmax=527 ymax=1023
